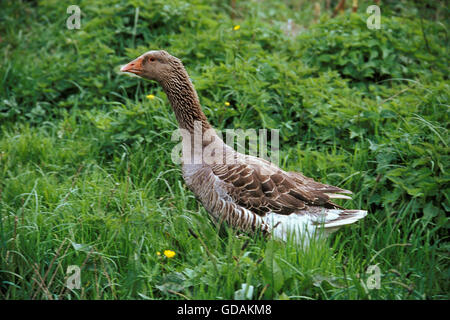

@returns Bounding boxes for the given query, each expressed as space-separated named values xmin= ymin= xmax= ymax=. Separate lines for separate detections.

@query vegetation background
xmin=0 ymin=0 xmax=448 ymax=300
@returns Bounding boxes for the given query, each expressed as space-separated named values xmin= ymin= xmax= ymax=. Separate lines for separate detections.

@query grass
xmin=0 ymin=0 xmax=448 ymax=300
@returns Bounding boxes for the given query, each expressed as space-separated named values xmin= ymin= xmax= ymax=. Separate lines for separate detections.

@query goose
xmin=121 ymin=50 xmax=367 ymax=245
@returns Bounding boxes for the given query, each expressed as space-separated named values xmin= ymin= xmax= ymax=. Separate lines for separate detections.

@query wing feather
xmin=210 ymin=156 xmax=348 ymax=217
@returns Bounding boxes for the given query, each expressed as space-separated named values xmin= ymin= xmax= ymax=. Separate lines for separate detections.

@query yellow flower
xmin=224 ymin=101 xmax=230 ymax=106
xmin=164 ymin=250 xmax=176 ymax=258
xmin=146 ymin=94 xmax=155 ymax=100
xmin=233 ymin=25 xmax=240 ymax=31
xmin=156 ymin=251 xmax=161 ymax=256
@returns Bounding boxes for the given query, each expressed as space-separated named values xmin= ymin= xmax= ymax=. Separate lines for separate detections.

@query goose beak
xmin=121 ymin=57 xmax=144 ymax=75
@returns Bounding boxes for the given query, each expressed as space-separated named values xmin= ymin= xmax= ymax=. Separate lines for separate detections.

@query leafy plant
xmin=300 ymin=13 xmax=448 ymax=83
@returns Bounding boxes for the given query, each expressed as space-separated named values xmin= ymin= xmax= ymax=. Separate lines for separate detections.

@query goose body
xmin=121 ymin=50 xmax=367 ymax=245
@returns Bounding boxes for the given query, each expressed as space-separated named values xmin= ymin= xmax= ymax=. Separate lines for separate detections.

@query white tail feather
xmin=264 ymin=208 xmax=367 ymax=246
xmin=324 ymin=193 xmax=353 ymax=200
xmin=323 ymin=210 xmax=367 ymax=228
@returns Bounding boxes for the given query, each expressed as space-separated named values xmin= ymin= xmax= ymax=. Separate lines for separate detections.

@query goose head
xmin=120 ymin=50 xmax=210 ymax=132
xmin=120 ymin=50 xmax=182 ymax=83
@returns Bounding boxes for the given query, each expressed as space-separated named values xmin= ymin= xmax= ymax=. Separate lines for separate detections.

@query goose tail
xmin=319 ymin=209 xmax=367 ymax=234
xmin=264 ymin=208 xmax=367 ymax=246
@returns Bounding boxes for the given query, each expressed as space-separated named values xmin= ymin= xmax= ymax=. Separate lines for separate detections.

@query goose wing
xmin=210 ymin=156 xmax=352 ymax=217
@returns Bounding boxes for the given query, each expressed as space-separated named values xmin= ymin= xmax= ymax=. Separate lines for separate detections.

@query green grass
xmin=0 ymin=0 xmax=448 ymax=300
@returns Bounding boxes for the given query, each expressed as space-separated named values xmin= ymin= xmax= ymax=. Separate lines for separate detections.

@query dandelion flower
xmin=164 ymin=250 xmax=176 ymax=258
xmin=233 ymin=25 xmax=240 ymax=31
xmin=156 ymin=251 xmax=161 ymax=256
xmin=224 ymin=101 xmax=230 ymax=106
xmin=146 ymin=94 xmax=155 ymax=100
